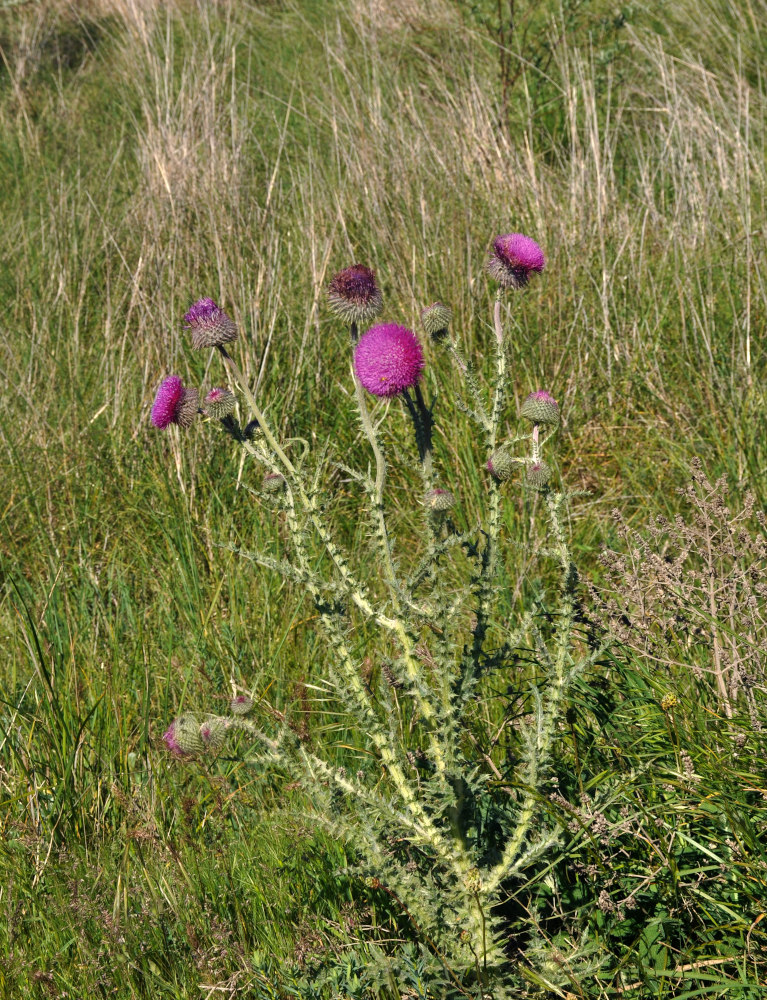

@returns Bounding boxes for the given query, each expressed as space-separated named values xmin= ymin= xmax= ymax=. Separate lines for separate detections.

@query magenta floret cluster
xmin=487 ymin=233 xmax=545 ymax=289
xmin=151 ymin=375 xmax=184 ymax=428
xmin=354 ymin=323 xmax=425 ymax=397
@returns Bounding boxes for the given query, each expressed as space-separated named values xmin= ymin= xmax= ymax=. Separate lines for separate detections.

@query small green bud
xmin=420 ymin=302 xmax=452 ymax=342
xmin=521 ymin=390 xmax=559 ymax=427
xmin=526 ymin=461 xmax=552 ymax=490
xmin=200 ymin=717 xmax=229 ymax=751
xmin=463 ymin=867 xmax=483 ymax=893
xmin=487 ymin=446 xmax=517 ymax=482
xmin=424 ymin=488 xmax=456 ymax=512
xmin=204 ymin=387 xmax=236 ymax=419
xmin=262 ymin=472 xmax=286 ymax=493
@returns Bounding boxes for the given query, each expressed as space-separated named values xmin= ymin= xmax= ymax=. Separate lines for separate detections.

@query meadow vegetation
xmin=0 ymin=0 xmax=765 ymax=996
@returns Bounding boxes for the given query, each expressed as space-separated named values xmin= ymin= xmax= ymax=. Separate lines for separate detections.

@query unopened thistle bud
xmin=200 ymin=717 xmax=229 ymax=751
xmin=487 ymin=446 xmax=517 ymax=482
xmin=204 ymin=387 xmax=236 ymax=419
xmin=327 ymin=265 xmax=383 ymax=327
xmin=521 ymin=390 xmax=559 ymax=427
xmin=230 ymin=695 xmax=254 ymax=716
xmin=463 ymin=867 xmax=483 ymax=894
xmin=262 ymin=472 xmax=286 ymax=493
xmin=420 ymin=302 xmax=452 ymax=342
xmin=165 ymin=714 xmax=204 ymax=756
xmin=424 ymin=488 xmax=456 ymax=512
xmin=487 ymin=233 xmax=545 ymax=289
xmin=184 ymin=298 xmax=238 ymax=350
xmin=526 ymin=461 xmax=552 ymax=490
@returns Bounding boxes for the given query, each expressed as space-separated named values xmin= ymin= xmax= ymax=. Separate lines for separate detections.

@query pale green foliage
xmin=165 ymin=285 xmax=606 ymax=991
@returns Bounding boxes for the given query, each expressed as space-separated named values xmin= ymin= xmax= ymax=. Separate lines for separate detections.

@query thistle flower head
xmin=487 ymin=233 xmax=545 ymax=289
xmin=526 ymin=461 xmax=552 ymax=490
xmin=420 ymin=302 xmax=452 ymax=342
xmin=184 ymin=297 xmax=238 ymax=350
xmin=425 ymin=488 xmax=456 ymax=512
xmin=151 ymin=376 xmax=199 ymax=429
xmin=230 ymin=695 xmax=254 ymax=716
xmin=328 ymin=265 xmax=383 ymax=327
xmin=520 ymin=390 xmax=559 ymax=427
xmin=263 ymin=472 xmax=286 ymax=493
xmin=200 ymin=717 xmax=228 ymax=751
xmin=487 ymin=446 xmax=517 ymax=482
xmin=163 ymin=714 xmax=204 ymax=756
xmin=204 ymin=386 xmax=236 ymax=420
xmin=354 ymin=323 xmax=425 ymax=397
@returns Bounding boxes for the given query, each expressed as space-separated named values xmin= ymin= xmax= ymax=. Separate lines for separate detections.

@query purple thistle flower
xmin=151 ymin=375 xmax=199 ymax=429
xmin=354 ymin=323 xmax=425 ymax=398
xmin=184 ymin=297 xmax=238 ymax=350
xmin=487 ymin=233 xmax=545 ymax=289
xmin=328 ymin=265 xmax=383 ymax=328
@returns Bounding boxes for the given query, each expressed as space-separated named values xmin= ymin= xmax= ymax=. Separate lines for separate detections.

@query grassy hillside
xmin=0 ymin=0 xmax=765 ymax=996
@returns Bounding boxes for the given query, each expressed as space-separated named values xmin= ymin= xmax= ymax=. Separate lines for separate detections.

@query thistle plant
xmin=151 ymin=236 xmax=605 ymax=993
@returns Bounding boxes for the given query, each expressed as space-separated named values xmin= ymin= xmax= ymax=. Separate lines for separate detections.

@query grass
xmin=0 ymin=0 xmax=765 ymax=996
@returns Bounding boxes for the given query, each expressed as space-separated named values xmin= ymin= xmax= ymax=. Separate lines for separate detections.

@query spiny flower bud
xmin=420 ymin=302 xmax=452 ymax=342
xmin=354 ymin=323 xmax=425 ymax=397
xmin=184 ymin=298 xmax=238 ymax=350
xmin=521 ymin=390 xmax=559 ymax=427
xmin=204 ymin=387 xmax=236 ymax=419
xmin=463 ymin=867 xmax=483 ymax=893
xmin=151 ymin=376 xmax=199 ymax=429
xmin=230 ymin=695 xmax=254 ymax=716
xmin=424 ymin=488 xmax=456 ymax=512
xmin=164 ymin=714 xmax=204 ymax=756
xmin=487 ymin=446 xmax=517 ymax=482
xmin=175 ymin=386 xmax=200 ymax=428
xmin=200 ymin=717 xmax=229 ymax=751
xmin=526 ymin=461 xmax=552 ymax=490
xmin=487 ymin=233 xmax=545 ymax=289
xmin=327 ymin=265 xmax=383 ymax=327
xmin=262 ymin=472 xmax=286 ymax=493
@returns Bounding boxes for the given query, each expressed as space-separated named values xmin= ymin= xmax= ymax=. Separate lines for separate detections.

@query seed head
xmin=660 ymin=692 xmax=678 ymax=712
xmin=487 ymin=233 xmax=545 ymax=289
xmin=204 ymin=386 xmax=237 ymax=419
xmin=184 ymin=297 xmax=238 ymax=350
xmin=354 ymin=323 xmax=425 ymax=397
xmin=151 ymin=376 xmax=199 ymax=429
xmin=425 ymin=488 xmax=456 ymax=512
xmin=420 ymin=302 xmax=452 ymax=342
xmin=521 ymin=390 xmax=559 ymax=427
xmin=526 ymin=461 xmax=552 ymax=490
xmin=328 ymin=265 xmax=383 ymax=327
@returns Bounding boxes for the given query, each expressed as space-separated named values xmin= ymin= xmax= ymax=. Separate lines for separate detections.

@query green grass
xmin=0 ymin=0 xmax=766 ymax=996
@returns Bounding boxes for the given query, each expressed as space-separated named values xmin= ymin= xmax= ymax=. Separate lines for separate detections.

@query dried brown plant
xmin=592 ymin=458 xmax=766 ymax=725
